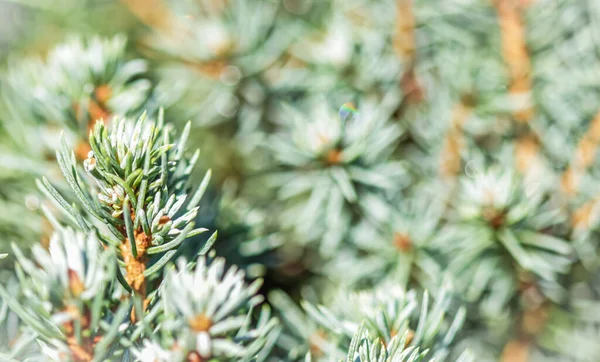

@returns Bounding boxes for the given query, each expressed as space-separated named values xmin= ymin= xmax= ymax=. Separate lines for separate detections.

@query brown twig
xmin=572 ymin=197 xmax=600 ymax=230
xmin=120 ymin=0 xmax=175 ymax=33
xmin=393 ymin=0 xmax=416 ymax=62
xmin=494 ymin=0 xmax=541 ymax=176
xmin=122 ymin=214 xmax=170 ymax=321
xmin=500 ymin=268 xmax=550 ymax=362
xmin=62 ymin=302 xmax=97 ymax=362
xmin=182 ymin=58 xmax=228 ymax=79
xmin=562 ymin=110 xmax=600 ymax=195
xmin=74 ymin=85 xmax=113 ymax=161
xmin=501 ymin=339 xmax=530 ymax=362
xmin=494 ymin=0 xmax=534 ymax=124
xmin=120 ymin=217 xmax=155 ymax=321
xmin=514 ymin=133 xmax=540 ymax=173
xmin=394 ymin=0 xmax=424 ymax=105
xmin=440 ymin=101 xmax=472 ymax=178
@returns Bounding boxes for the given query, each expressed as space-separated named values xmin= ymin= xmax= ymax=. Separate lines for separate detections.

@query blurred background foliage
xmin=3 ymin=0 xmax=600 ymax=361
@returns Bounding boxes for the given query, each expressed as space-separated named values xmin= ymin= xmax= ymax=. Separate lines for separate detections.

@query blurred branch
xmin=562 ymin=110 xmax=600 ymax=195
xmin=120 ymin=0 xmax=174 ymax=33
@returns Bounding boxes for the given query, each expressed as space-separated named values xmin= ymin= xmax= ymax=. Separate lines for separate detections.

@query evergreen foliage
xmin=2 ymin=0 xmax=600 ymax=361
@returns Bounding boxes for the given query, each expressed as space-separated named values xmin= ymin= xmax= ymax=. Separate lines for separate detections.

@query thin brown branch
xmin=514 ymin=133 xmax=540 ymax=173
xmin=440 ymin=102 xmax=472 ymax=178
xmin=493 ymin=0 xmax=543 ymax=175
xmin=393 ymin=0 xmax=416 ymax=61
xmin=73 ymin=85 xmax=113 ymax=161
xmin=121 ymin=230 xmax=150 ymax=322
xmin=394 ymin=0 xmax=424 ymax=105
xmin=501 ymin=339 xmax=530 ymax=362
xmin=562 ymin=110 xmax=600 ymax=195
xmin=63 ymin=305 xmax=96 ymax=362
xmin=493 ymin=0 xmax=534 ymax=123
xmin=120 ymin=0 xmax=175 ymax=33
xmin=572 ymin=198 xmax=600 ymax=230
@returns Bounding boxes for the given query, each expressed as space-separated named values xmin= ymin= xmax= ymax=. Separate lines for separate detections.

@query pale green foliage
xmin=4 ymin=0 xmax=600 ymax=361
xmin=299 ymin=281 xmax=466 ymax=362
xmin=342 ymin=326 xmax=428 ymax=362
xmin=40 ymin=113 xmax=214 ymax=292
xmin=324 ymin=189 xmax=444 ymax=288
xmin=1 ymin=35 xmax=150 ymax=144
xmin=0 ymin=35 xmax=151 ymax=250
xmin=341 ymin=324 xmax=474 ymax=362
xmin=532 ymin=280 xmax=600 ymax=362
xmin=149 ymin=0 xmax=294 ymax=127
xmin=141 ymin=256 xmax=279 ymax=361
xmin=0 ymin=273 xmax=41 ymax=361
xmin=0 ymin=228 xmax=130 ymax=362
xmin=0 ymin=111 xmax=277 ymax=361
xmin=434 ymin=167 xmax=573 ymax=319
xmin=268 ymin=288 xmax=319 ymax=360
xmin=271 ymin=0 xmax=401 ymax=98
xmin=266 ymin=98 xmax=408 ymax=255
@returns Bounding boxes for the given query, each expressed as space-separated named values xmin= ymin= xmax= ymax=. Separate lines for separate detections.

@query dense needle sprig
xmin=139 ymin=255 xmax=279 ymax=361
xmin=0 ymin=228 xmax=128 ymax=362
xmin=434 ymin=167 xmax=573 ymax=320
xmin=0 ymin=35 xmax=152 ymax=250
xmin=298 ymin=281 xmax=467 ymax=361
xmin=39 ymin=111 xmax=215 ymax=314
xmin=266 ymin=99 xmax=407 ymax=256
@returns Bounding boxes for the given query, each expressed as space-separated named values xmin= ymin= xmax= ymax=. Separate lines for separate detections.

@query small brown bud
xmin=68 ymin=269 xmax=85 ymax=297
xmin=94 ymin=85 xmax=112 ymax=105
xmin=189 ymin=314 xmax=212 ymax=332
xmin=404 ymin=329 xmax=415 ymax=346
xmin=187 ymin=352 xmax=203 ymax=362
xmin=501 ymin=339 xmax=530 ymax=362
xmin=482 ymin=207 xmax=506 ymax=229
xmin=325 ymin=149 xmax=343 ymax=165
xmin=393 ymin=232 xmax=412 ymax=252
xmin=308 ymin=329 xmax=327 ymax=357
